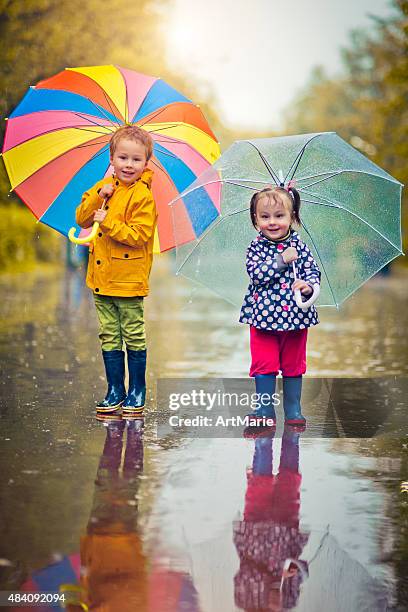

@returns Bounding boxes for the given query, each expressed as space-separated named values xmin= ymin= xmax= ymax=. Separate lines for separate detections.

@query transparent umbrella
xmin=171 ymin=132 xmax=403 ymax=307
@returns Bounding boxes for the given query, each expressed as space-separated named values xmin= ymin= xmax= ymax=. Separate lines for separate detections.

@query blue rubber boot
xmin=122 ymin=349 xmax=146 ymax=418
xmin=280 ymin=426 xmax=301 ymax=471
xmin=244 ymin=374 xmax=277 ymax=437
xmin=97 ymin=350 xmax=126 ymax=412
xmin=283 ymin=376 xmax=306 ymax=427
xmin=253 ymin=434 xmax=274 ymax=475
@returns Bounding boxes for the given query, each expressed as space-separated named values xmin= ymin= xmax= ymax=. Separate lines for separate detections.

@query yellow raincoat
xmin=76 ymin=169 xmax=157 ymax=297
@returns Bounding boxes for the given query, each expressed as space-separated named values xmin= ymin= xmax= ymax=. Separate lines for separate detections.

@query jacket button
xmin=98 ymin=232 xmax=102 ymax=237
xmin=96 ymin=260 xmax=101 ymax=265
xmin=115 ymin=180 xmax=119 ymax=186
xmin=283 ymin=304 xmax=289 ymax=311
xmin=95 ymin=288 xmax=100 ymax=293
xmin=277 ymin=244 xmax=284 ymax=251
xmin=105 ymin=205 xmax=109 ymax=210
xmin=281 ymin=283 xmax=288 ymax=289
xmin=124 ymin=253 xmax=129 ymax=258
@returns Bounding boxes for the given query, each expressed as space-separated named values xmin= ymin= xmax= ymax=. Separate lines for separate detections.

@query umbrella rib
xmin=299 ymin=172 xmax=342 ymax=190
xmin=176 ymin=214 xmax=225 ymax=273
xmin=302 ymin=194 xmax=403 ymax=252
xmin=284 ymin=133 xmax=325 ymax=183
xmin=224 ymin=179 xmax=263 ymax=191
xmin=75 ymin=139 xmax=111 ymax=150
xmin=148 ymin=123 xmax=180 ymax=134
xmin=72 ymin=111 xmax=116 ymax=133
xmin=167 ymin=179 xmax=256 ymax=207
xmin=138 ymin=105 xmax=170 ymax=127
xmin=300 ymin=219 xmax=338 ymax=307
xmin=38 ymin=144 xmax=111 ymax=222
xmin=243 ymin=141 xmax=280 ymax=185
xmin=153 ymin=147 xmax=180 ymax=160
xmin=149 ymin=156 xmax=184 ymax=196
xmin=176 ymin=268 xmax=238 ymax=307
xmin=168 ymin=178 xmax=276 ymax=207
xmin=72 ymin=127 xmax=115 ymax=137
xmin=100 ymin=90 xmax=123 ymax=127
xmin=297 ymin=169 xmax=401 ymax=188
xmin=78 ymin=96 xmax=121 ymax=129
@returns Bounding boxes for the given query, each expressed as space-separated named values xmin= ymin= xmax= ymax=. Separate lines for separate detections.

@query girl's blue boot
xmin=283 ymin=376 xmax=306 ymax=427
xmin=122 ymin=349 xmax=146 ymax=418
xmin=244 ymin=374 xmax=277 ymax=437
xmin=97 ymin=350 xmax=127 ymax=412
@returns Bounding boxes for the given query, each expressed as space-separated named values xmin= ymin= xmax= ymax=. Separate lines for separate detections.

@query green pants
xmin=94 ymin=294 xmax=146 ymax=351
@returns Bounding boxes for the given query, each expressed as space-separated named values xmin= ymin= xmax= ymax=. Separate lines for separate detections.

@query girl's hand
xmin=282 ymin=247 xmax=298 ymax=264
xmin=93 ymin=208 xmax=108 ymax=223
xmin=292 ymin=279 xmax=312 ymax=295
xmin=99 ymin=184 xmax=115 ymax=200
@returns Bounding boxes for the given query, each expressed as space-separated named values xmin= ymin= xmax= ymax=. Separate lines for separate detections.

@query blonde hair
xmin=110 ymin=125 xmax=154 ymax=161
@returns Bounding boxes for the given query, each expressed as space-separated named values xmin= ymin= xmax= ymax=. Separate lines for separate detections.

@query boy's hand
xmin=99 ymin=184 xmax=115 ymax=200
xmin=282 ymin=247 xmax=298 ymax=264
xmin=292 ymin=279 xmax=313 ymax=295
xmin=93 ymin=208 xmax=108 ymax=223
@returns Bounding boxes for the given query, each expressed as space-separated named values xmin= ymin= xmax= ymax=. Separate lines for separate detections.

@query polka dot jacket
xmin=239 ymin=230 xmax=321 ymax=331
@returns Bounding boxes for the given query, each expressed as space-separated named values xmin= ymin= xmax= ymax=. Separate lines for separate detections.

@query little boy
xmin=76 ymin=125 xmax=157 ymax=418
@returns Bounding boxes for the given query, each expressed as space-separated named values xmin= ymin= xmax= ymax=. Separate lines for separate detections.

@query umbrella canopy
xmin=172 ymin=132 xmax=403 ymax=306
xmin=2 ymin=65 xmax=221 ymax=252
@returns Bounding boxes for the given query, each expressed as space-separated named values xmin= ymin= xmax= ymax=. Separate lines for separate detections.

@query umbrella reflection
xmin=234 ymin=428 xmax=309 ymax=611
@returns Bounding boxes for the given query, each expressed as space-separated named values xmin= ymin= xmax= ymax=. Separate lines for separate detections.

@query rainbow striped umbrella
xmin=2 ymin=65 xmax=221 ymax=252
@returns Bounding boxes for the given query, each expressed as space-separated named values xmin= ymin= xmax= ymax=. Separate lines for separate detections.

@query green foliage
xmin=0 ymin=0 xmax=170 ymax=270
xmin=0 ymin=203 xmax=62 ymax=272
xmin=285 ymin=0 xmax=408 ymax=258
xmin=0 ymin=0 xmax=168 ymax=121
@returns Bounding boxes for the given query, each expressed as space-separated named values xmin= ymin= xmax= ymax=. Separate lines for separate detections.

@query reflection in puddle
xmin=0 ymin=263 xmax=407 ymax=610
xmin=234 ymin=430 xmax=309 ymax=610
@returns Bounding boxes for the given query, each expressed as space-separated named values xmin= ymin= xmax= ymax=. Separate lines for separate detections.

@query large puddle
xmin=0 ymin=258 xmax=407 ymax=610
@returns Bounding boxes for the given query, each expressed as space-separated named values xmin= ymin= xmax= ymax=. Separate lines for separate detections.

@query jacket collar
xmin=258 ymin=229 xmax=297 ymax=244
xmin=113 ymin=167 xmax=154 ymax=189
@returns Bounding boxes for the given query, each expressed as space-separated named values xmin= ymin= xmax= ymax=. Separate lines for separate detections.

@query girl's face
xmin=255 ymin=196 xmax=292 ymax=240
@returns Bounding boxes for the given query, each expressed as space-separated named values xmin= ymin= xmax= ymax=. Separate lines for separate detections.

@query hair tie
xmin=285 ymin=179 xmax=297 ymax=191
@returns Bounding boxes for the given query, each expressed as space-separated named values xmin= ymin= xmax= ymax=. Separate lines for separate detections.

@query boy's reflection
xmin=78 ymin=419 xmax=147 ymax=611
xmin=234 ymin=428 xmax=309 ymax=611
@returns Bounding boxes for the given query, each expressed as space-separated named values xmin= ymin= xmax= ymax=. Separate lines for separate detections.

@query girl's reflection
xmin=234 ymin=428 xmax=309 ymax=611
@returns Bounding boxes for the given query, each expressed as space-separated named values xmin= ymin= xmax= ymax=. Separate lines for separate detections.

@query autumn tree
xmin=285 ymin=0 xmax=407 ymax=254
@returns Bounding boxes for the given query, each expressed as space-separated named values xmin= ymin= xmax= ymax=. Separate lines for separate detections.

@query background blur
xmin=0 ymin=0 xmax=406 ymax=273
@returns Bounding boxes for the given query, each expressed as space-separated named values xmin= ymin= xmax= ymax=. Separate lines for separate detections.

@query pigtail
xmin=249 ymin=192 xmax=260 ymax=229
xmin=288 ymin=187 xmax=301 ymax=225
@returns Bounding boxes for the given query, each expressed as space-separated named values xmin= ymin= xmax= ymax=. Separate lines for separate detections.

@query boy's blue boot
xmin=244 ymin=374 xmax=277 ymax=438
xmin=283 ymin=375 xmax=306 ymax=427
xmin=97 ymin=350 xmax=126 ymax=412
xmin=122 ymin=349 xmax=146 ymax=418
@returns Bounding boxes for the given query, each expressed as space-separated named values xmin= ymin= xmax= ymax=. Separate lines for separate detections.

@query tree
xmin=285 ymin=0 xmax=408 ymax=254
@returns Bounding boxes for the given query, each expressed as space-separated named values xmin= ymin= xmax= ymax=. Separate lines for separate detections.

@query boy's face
xmin=110 ymin=138 xmax=148 ymax=185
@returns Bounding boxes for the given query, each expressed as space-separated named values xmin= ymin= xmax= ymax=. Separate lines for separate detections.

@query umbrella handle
xmin=68 ymin=221 xmax=100 ymax=245
xmin=294 ymin=284 xmax=320 ymax=309
xmin=68 ymin=197 xmax=107 ymax=244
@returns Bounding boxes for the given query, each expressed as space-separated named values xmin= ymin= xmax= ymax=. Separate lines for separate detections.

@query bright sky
xmin=165 ymin=0 xmax=394 ymax=130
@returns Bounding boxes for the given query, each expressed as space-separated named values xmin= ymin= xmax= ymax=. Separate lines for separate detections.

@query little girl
xmin=239 ymin=186 xmax=321 ymax=426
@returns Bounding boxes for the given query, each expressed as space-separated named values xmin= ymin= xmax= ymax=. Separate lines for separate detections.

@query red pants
xmin=249 ymin=326 xmax=308 ymax=377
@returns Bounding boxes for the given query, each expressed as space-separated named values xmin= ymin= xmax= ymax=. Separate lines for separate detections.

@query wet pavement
xmin=0 ymin=257 xmax=407 ymax=611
